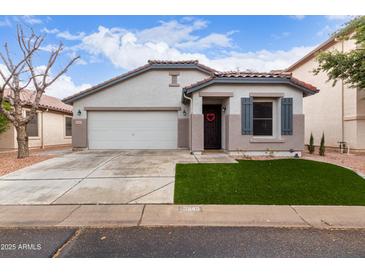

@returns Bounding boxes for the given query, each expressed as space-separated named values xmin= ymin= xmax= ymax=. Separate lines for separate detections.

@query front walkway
xmin=0 ymin=150 xmax=236 ymax=205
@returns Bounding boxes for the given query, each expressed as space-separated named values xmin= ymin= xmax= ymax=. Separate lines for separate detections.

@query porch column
xmin=190 ymin=93 xmax=204 ymax=153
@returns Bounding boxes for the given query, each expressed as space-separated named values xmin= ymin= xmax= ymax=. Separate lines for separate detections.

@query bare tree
xmin=0 ymin=25 xmax=79 ymax=158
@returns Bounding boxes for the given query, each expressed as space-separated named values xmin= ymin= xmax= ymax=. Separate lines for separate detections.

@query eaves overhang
xmin=183 ymin=77 xmax=319 ymax=97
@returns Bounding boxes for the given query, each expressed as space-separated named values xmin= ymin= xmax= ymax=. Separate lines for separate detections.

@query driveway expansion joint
xmin=289 ymin=205 xmax=313 ymax=228
xmin=50 ymin=152 xmax=124 ymax=204
xmin=52 ymin=228 xmax=83 ymax=258
xmin=126 ymin=181 xmax=174 ymax=204
xmin=137 ymin=205 xmax=146 ymax=226
xmin=57 ymin=205 xmax=82 ymax=225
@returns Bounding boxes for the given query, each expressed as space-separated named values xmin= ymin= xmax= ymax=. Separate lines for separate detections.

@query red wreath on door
xmin=206 ymin=113 xmax=216 ymax=122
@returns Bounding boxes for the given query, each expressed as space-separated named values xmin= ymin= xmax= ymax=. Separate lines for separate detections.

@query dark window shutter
xmin=281 ymin=97 xmax=293 ymax=135
xmin=241 ymin=97 xmax=253 ymax=135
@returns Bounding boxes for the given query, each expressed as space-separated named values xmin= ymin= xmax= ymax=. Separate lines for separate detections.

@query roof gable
xmin=286 ymin=36 xmax=336 ymax=71
xmin=63 ymin=60 xmax=216 ymax=104
xmin=183 ymin=71 xmax=319 ymax=96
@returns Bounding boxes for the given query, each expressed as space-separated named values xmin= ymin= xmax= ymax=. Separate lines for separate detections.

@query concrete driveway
xmin=0 ymin=150 xmax=236 ymax=205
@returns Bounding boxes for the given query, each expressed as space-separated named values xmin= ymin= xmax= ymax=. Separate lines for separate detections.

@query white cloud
xmin=41 ymin=27 xmax=59 ymax=34
xmin=316 ymin=25 xmax=334 ymax=37
xmin=137 ymin=19 xmax=207 ymax=46
xmin=57 ymin=31 xmax=86 ymax=41
xmin=44 ymin=74 xmax=91 ymax=99
xmin=1 ymin=63 xmax=90 ymax=99
xmin=290 ymin=15 xmax=306 ymax=20
xmin=204 ymin=46 xmax=316 ymax=71
xmin=22 ymin=16 xmax=42 ymax=25
xmin=0 ymin=17 xmax=11 ymax=27
xmin=40 ymin=43 xmax=60 ymax=52
xmin=80 ymin=26 xmax=203 ymax=69
xmin=79 ymin=25 xmax=315 ymax=72
xmin=41 ymin=28 xmax=86 ymax=41
xmin=0 ymin=63 xmax=10 ymax=85
xmin=177 ymin=33 xmax=233 ymax=50
xmin=325 ymin=15 xmax=353 ymax=21
xmin=30 ymin=66 xmax=91 ymax=98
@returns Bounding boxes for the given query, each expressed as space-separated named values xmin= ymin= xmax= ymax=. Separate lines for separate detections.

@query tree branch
xmin=45 ymin=55 xmax=79 ymax=87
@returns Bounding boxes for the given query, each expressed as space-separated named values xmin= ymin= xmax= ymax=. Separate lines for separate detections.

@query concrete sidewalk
xmin=1 ymin=204 xmax=365 ymax=229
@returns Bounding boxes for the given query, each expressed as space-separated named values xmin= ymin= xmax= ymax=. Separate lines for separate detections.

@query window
xmin=65 ymin=117 xmax=72 ymax=137
xmin=26 ymin=111 xmax=39 ymax=137
xmin=169 ymin=72 xmax=180 ymax=87
xmin=253 ymin=102 xmax=273 ymax=136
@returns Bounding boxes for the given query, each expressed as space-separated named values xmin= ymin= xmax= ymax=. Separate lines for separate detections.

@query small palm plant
xmin=307 ymin=133 xmax=315 ymax=154
xmin=319 ymin=133 xmax=325 ymax=156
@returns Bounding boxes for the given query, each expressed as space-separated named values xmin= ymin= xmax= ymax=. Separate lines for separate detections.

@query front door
xmin=203 ymin=105 xmax=222 ymax=149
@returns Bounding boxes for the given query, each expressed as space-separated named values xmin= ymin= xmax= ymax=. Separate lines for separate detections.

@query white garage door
xmin=88 ymin=111 xmax=178 ymax=149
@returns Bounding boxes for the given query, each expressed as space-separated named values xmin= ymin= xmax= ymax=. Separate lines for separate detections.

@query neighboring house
xmin=0 ymin=89 xmax=73 ymax=150
xmin=287 ymin=37 xmax=365 ymax=152
xmin=63 ymin=60 xmax=318 ymax=156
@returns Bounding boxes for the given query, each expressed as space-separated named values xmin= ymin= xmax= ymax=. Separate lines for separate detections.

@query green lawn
xmin=174 ymin=159 xmax=365 ymax=205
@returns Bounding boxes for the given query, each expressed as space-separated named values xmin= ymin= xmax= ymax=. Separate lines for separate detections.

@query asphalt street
xmin=1 ymin=227 xmax=365 ymax=258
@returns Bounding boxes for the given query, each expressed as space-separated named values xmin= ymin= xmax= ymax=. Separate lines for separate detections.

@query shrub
xmin=0 ymin=102 xmax=11 ymax=134
xmin=319 ymin=133 xmax=325 ymax=156
xmin=307 ymin=133 xmax=315 ymax=154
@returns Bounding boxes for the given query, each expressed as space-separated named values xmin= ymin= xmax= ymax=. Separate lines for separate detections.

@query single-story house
xmin=287 ymin=36 xmax=365 ymax=152
xmin=63 ymin=60 xmax=318 ymax=156
xmin=0 ymin=89 xmax=73 ymax=150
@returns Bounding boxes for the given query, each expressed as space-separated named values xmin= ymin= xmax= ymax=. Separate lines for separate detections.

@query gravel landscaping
xmin=303 ymin=151 xmax=365 ymax=175
xmin=0 ymin=146 xmax=71 ymax=176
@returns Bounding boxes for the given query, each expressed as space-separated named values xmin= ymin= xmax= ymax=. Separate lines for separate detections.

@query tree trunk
xmin=16 ymin=125 xmax=29 ymax=158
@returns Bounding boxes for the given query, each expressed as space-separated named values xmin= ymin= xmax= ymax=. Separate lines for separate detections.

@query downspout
xmin=183 ymin=92 xmax=193 ymax=113
xmin=41 ymin=111 xmax=45 ymax=149
xmin=183 ymin=92 xmax=193 ymax=151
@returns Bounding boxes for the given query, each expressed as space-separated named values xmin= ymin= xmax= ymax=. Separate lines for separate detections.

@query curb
xmin=1 ymin=204 xmax=365 ymax=229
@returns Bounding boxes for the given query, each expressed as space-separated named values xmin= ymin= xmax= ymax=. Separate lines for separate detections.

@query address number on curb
xmin=178 ymin=206 xmax=202 ymax=212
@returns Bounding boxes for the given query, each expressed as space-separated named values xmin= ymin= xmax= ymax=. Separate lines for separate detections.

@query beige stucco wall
xmin=0 ymin=110 xmax=71 ymax=150
xmin=0 ymin=123 xmax=15 ymax=149
xmin=43 ymin=111 xmax=72 ymax=146
xmin=357 ymin=120 xmax=365 ymax=149
xmin=290 ymin=39 xmax=364 ymax=150
xmin=72 ymin=69 xmax=209 ymax=120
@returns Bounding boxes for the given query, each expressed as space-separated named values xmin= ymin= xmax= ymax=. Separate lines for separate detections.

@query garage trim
xmin=84 ymin=107 xmax=181 ymax=111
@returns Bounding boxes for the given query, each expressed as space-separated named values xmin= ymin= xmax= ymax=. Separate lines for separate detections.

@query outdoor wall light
xmin=77 ymin=109 xmax=82 ymax=116
xmin=183 ymin=109 xmax=187 ymax=116
xmin=222 ymin=106 xmax=227 ymax=112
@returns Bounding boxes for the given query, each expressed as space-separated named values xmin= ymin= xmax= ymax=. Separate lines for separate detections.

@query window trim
xmin=169 ymin=72 xmax=180 ymax=87
xmin=25 ymin=110 xmax=40 ymax=139
xmin=252 ymin=100 xmax=274 ymax=137
xmin=64 ymin=115 xmax=72 ymax=138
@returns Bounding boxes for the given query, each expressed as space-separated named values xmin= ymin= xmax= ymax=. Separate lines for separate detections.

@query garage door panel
xmin=88 ymin=111 xmax=178 ymax=149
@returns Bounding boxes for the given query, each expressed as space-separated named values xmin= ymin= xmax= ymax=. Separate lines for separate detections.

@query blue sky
xmin=0 ymin=15 xmax=352 ymax=98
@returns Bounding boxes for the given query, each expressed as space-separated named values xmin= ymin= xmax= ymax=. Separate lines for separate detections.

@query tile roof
xmin=148 ymin=60 xmax=199 ymax=64
xmin=215 ymin=71 xmax=293 ymax=78
xmin=4 ymin=89 xmax=73 ymax=114
xmin=183 ymin=71 xmax=319 ymax=94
